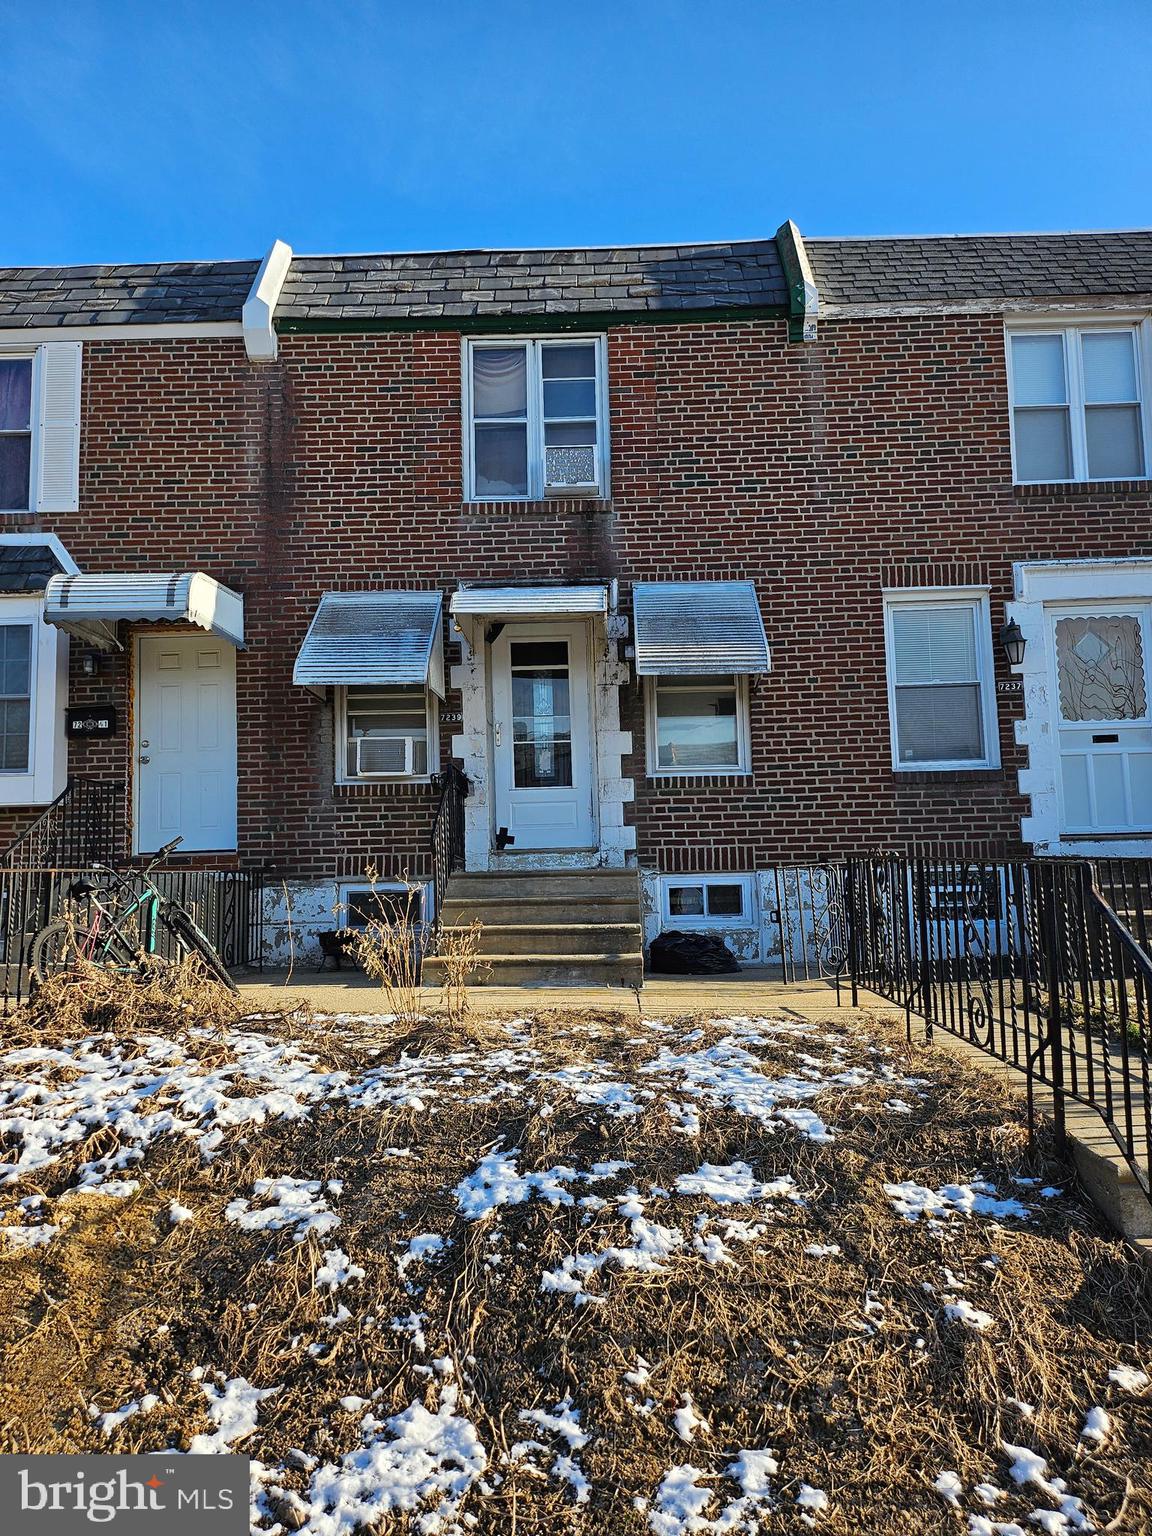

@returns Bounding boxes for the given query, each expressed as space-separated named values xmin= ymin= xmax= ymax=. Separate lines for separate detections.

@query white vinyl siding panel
xmin=34 ymin=342 xmax=82 ymax=513
xmin=1008 ymin=322 xmax=1150 ymax=485
xmin=884 ymin=591 xmax=999 ymax=771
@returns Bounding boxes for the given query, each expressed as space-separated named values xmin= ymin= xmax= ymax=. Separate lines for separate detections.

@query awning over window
xmin=632 ymin=581 xmax=770 ymax=675
xmin=449 ymin=584 xmax=609 ymax=618
xmin=292 ymin=591 xmax=445 ymax=697
xmin=43 ymin=572 xmax=245 ymax=651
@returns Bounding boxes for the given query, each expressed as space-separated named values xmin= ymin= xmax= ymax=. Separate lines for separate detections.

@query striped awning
xmin=293 ymin=591 xmax=445 ymax=697
xmin=449 ymin=584 xmax=609 ymax=618
xmin=632 ymin=581 xmax=770 ymax=675
xmin=43 ymin=572 xmax=245 ymax=650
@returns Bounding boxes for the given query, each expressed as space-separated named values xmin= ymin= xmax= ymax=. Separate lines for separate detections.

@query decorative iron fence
xmin=0 ymin=864 xmax=263 ymax=1011
xmin=0 ymin=778 xmax=122 ymax=869
xmin=768 ymin=864 xmax=850 ymax=982
xmin=845 ymin=854 xmax=1152 ymax=1190
xmin=426 ymin=764 xmax=468 ymax=953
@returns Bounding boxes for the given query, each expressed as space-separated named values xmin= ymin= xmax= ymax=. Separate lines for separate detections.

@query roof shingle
xmin=807 ymin=231 xmax=1152 ymax=308
xmin=0 ymin=260 xmax=259 ymax=328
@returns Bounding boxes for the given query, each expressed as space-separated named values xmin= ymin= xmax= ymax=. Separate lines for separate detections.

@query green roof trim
xmin=774 ymin=220 xmax=820 ymax=342
xmin=275 ymin=304 xmax=788 ymax=336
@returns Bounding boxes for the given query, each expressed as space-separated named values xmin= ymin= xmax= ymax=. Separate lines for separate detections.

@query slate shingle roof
xmin=0 ymin=543 xmax=67 ymax=593
xmin=0 ymin=260 xmax=259 ymax=327
xmin=807 ymin=231 xmax=1152 ymax=308
xmin=274 ymin=242 xmax=788 ymax=321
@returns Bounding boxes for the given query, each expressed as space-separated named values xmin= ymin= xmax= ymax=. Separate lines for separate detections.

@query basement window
xmin=339 ymin=884 xmax=426 ymax=929
xmin=661 ymin=875 xmax=754 ymax=926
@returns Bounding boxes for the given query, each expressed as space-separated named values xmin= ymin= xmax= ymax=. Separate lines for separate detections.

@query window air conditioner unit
xmin=544 ymin=444 xmax=598 ymax=490
xmin=355 ymin=736 xmax=416 ymax=776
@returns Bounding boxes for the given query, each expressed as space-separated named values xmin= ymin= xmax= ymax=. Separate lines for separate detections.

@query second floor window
xmin=0 ymin=359 xmax=33 ymax=512
xmin=1008 ymin=325 xmax=1149 ymax=483
xmin=465 ymin=337 xmax=606 ymax=500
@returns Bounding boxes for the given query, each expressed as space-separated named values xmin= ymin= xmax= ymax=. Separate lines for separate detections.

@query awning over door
xmin=449 ymin=584 xmax=609 ymax=618
xmin=43 ymin=572 xmax=245 ymax=651
xmin=632 ymin=581 xmax=771 ymax=675
xmin=292 ymin=590 xmax=445 ymax=697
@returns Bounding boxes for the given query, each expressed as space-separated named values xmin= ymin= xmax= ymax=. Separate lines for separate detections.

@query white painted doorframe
xmin=133 ymin=633 xmax=239 ymax=853
xmin=489 ymin=620 xmax=598 ymax=852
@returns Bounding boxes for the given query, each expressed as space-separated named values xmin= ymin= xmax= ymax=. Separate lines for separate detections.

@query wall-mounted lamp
xmin=80 ymin=650 xmax=100 ymax=678
xmin=999 ymin=620 xmax=1026 ymax=667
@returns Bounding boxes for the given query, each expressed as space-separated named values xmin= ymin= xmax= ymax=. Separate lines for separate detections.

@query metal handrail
xmin=426 ymin=764 xmax=468 ymax=955
xmin=1 ymin=777 xmax=121 ymax=869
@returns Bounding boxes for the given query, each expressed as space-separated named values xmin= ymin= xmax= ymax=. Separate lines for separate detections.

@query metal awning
xmin=43 ymin=571 xmax=245 ymax=651
xmin=449 ymin=584 xmax=609 ymax=618
xmin=632 ymin=581 xmax=770 ymax=675
xmin=292 ymin=591 xmax=445 ymax=697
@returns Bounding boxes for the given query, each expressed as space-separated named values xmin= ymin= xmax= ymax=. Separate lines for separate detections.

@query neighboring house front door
xmin=490 ymin=622 xmax=596 ymax=850
xmin=135 ymin=634 xmax=238 ymax=852
xmin=1052 ymin=605 xmax=1152 ymax=834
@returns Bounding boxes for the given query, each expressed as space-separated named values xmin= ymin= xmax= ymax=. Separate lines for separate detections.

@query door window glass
xmin=1055 ymin=614 xmax=1147 ymax=722
xmin=509 ymin=640 xmax=572 ymax=787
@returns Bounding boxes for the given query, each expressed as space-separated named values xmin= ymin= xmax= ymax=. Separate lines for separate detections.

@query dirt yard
xmin=0 ymin=967 xmax=1149 ymax=1534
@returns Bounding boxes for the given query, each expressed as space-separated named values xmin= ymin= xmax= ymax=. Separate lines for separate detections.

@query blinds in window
xmin=890 ymin=606 xmax=977 ymax=684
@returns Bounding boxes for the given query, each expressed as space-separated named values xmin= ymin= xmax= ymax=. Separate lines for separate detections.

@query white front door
xmin=490 ymin=622 xmax=597 ymax=851
xmin=136 ymin=635 xmax=238 ymax=852
xmin=1052 ymin=604 xmax=1152 ymax=834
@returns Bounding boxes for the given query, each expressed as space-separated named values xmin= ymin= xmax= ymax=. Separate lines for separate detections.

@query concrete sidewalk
xmin=233 ymin=966 xmax=871 ymax=1021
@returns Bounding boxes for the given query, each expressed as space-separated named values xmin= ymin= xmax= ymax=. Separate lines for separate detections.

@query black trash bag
xmin=647 ymin=929 xmax=740 ymax=975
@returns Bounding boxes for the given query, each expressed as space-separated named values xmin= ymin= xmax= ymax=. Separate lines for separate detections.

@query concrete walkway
xmin=234 ymin=967 xmax=869 ymax=1020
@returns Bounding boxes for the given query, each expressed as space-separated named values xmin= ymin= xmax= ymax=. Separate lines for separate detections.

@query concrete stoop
xmin=422 ymin=868 xmax=644 ymax=988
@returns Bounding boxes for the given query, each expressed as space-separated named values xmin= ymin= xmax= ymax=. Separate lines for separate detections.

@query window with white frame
xmin=883 ymin=592 xmax=999 ymax=770
xmin=465 ymin=337 xmax=607 ymax=500
xmin=0 ymin=624 xmax=32 ymax=772
xmin=339 ymin=686 xmax=436 ymax=779
xmin=661 ymin=875 xmax=754 ymax=925
xmin=339 ymin=883 xmax=426 ymax=929
xmin=1008 ymin=324 xmax=1150 ymax=483
xmin=647 ymin=674 xmax=750 ymax=774
xmin=0 ymin=358 xmax=33 ymax=512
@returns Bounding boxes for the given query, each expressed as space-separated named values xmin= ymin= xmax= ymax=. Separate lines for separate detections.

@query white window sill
xmin=892 ymin=761 xmax=1000 ymax=774
xmin=648 ymin=766 xmax=750 ymax=779
xmin=335 ymin=775 xmax=436 ymax=787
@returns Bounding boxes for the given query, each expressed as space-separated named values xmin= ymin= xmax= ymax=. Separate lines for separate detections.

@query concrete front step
xmin=442 ymin=895 xmax=640 ymax=928
xmin=422 ymin=950 xmax=644 ymax=987
xmin=453 ymin=921 xmax=641 ymax=957
xmin=444 ymin=870 xmax=639 ymax=902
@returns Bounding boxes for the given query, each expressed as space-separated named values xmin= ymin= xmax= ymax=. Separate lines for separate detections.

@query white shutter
xmin=35 ymin=342 xmax=83 ymax=514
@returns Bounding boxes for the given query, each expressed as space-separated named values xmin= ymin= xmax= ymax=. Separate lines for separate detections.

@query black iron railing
xmin=769 ymin=864 xmax=850 ymax=982
xmin=1 ymin=778 xmax=122 ymax=869
xmin=845 ymin=854 xmax=1152 ymax=1189
xmin=426 ymin=764 xmax=468 ymax=953
xmin=0 ymin=864 xmax=264 ymax=1010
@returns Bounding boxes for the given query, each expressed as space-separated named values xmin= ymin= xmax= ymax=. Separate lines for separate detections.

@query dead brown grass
xmin=0 ymin=991 xmax=1149 ymax=1534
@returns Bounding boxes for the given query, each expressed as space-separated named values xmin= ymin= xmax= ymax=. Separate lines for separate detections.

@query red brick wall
xmin=5 ymin=315 xmax=1149 ymax=877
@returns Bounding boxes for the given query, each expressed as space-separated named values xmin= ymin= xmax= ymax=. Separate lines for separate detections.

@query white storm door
xmin=1052 ymin=605 xmax=1152 ymax=834
xmin=136 ymin=635 xmax=238 ymax=852
xmin=490 ymin=623 xmax=596 ymax=850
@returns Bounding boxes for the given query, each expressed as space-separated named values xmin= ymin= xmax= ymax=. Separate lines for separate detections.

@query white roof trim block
xmin=293 ymin=591 xmax=445 ymax=697
xmin=633 ymin=580 xmax=771 ymax=675
xmin=449 ymin=584 xmax=609 ymax=617
xmin=43 ymin=572 xmax=245 ymax=651
xmin=242 ymin=238 xmax=293 ymax=362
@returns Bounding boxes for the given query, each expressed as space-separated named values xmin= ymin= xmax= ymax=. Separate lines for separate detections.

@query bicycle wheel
xmin=165 ymin=910 xmax=239 ymax=994
xmin=29 ymin=921 xmax=82 ymax=984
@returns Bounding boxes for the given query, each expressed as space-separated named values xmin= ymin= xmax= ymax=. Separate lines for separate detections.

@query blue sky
xmin=2 ymin=0 xmax=1150 ymax=266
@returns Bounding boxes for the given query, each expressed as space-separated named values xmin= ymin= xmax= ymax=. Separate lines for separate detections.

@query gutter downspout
xmin=242 ymin=239 xmax=293 ymax=362
xmin=774 ymin=220 xmax=820 ymax=342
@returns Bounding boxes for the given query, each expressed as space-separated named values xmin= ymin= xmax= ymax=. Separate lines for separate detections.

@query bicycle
xmin=28 ymin=838 xmax=239 ymax=994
